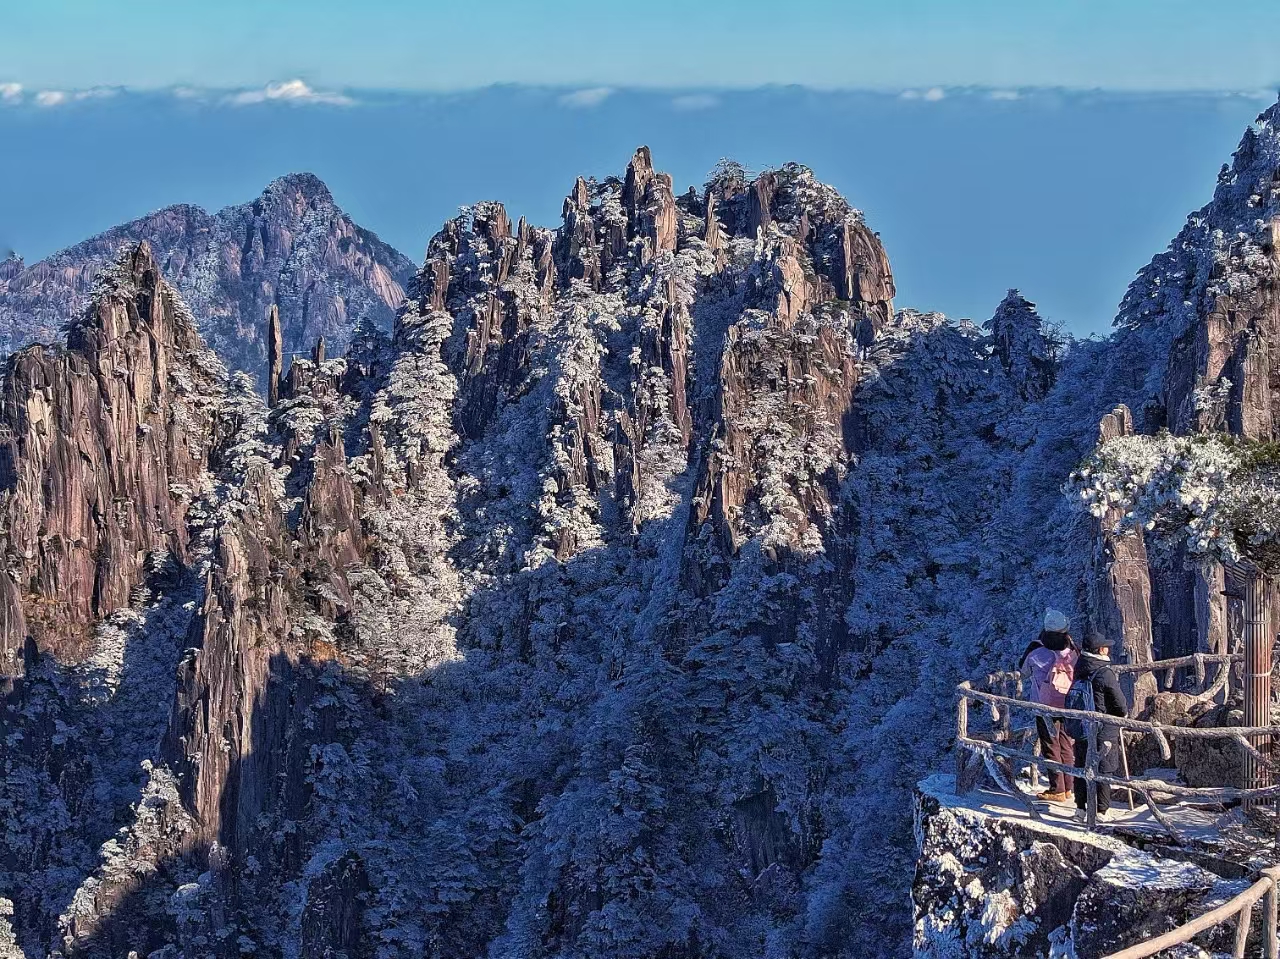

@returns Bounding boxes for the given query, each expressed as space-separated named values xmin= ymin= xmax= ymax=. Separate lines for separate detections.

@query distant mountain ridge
xmin=0 ymin=173 xmax=415 ymax=385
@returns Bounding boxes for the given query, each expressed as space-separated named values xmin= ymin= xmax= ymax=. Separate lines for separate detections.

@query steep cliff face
xmin=0 ymin=242 xmax=226 ymax=672
xmin=0 ymin=242 xmax=369 ymax=957
xmin=0 ymin=174 xmax=414 ymax=387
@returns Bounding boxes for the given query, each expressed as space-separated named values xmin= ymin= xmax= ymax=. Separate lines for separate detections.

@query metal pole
xmin=1087 ymin=723 xmax=1099 ymax=827
xmin=1119 ymin=731 xmax=1136 ymax=811
xmin=1243 ymin=566 xmax=1271 ymax=808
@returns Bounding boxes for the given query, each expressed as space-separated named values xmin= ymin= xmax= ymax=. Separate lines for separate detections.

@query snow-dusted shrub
xmin=1071 ymin=431 xmax=1280 ymax=569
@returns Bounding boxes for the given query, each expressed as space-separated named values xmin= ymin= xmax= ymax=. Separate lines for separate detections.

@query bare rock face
xmin=1158 ymin=221 xmax=1280 ymax=440
xmin=1174 ymin=699 xmax=1248 ymax=788
xmin=0 ymin=242 xmax=226 ymax=672
xmin=693 ymin=301 xmax=857 ymax=558
xmin=0 ymin=174 xmax=414 ymax=390
xmin=623 ymin=147 xmax=678 ymax=263
xmin=163 ymin=465 xmax=294 ymax=852
xmin=1088 ymin=405 xmax=1157 ymax=714
xmin=555 ymin=176 xmax=602 ymax=290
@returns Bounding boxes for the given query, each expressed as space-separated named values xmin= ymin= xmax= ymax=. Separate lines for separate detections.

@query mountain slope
xmin=4 ymin=98 xmax=1280 ymax=957
xmin=0 ymin=173 xmax=415 ymax=387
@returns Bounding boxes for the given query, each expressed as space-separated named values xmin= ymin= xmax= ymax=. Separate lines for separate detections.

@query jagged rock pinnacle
xmin=267 ymin=303 xmax=283 ymax=407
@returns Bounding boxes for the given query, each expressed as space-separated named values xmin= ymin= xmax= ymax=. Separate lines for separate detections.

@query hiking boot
xmin=1040 ymin=790 xmax=1072 ymax=804
xmin=1072 ymin=809 xmax=1087 ymax=823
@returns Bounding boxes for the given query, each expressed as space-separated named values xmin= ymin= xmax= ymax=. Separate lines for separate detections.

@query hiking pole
xmin=1119 ymin=730 xmax=1136 ymax=811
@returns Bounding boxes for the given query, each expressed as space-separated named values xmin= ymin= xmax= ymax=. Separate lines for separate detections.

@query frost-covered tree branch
xmin=1070 ymin=432 xmax=1280 ymax=570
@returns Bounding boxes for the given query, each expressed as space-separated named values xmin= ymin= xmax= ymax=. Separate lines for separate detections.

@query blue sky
xmin=3 ymin=0 xmax=1280 ymax=92
xmin=0 ymin=87 xmax=1268 ymax=337
xmin=2 ymin=4 xmax=1279 ymax=337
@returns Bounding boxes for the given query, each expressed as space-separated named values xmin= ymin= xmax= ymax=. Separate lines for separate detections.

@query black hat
xmin=1084 ymin=632 xmax=1111 ymax=654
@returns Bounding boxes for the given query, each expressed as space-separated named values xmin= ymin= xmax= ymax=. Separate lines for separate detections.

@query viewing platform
xmin=916 ymin=642 xmax=1280 ymax=957
xmin=914 ymin=773 xmax=1275 ymax=958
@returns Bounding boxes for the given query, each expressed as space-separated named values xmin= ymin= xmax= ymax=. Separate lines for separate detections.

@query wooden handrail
xmin=961 ymin=737 xmax=1280 ymax=803
xmin=1102 ymin=866 xmax=1280 ymax=959
xmin=954 ymin=666 xmax=1280 ymax=837
xmin=961 ymin=685 xmax=1280 ymax=741
xmin=958 ymin=650 xmax=1276 ymax=956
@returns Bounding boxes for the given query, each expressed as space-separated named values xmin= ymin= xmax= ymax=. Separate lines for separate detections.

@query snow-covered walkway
xmin=919 ymin=772 xmax=1277 ymax=866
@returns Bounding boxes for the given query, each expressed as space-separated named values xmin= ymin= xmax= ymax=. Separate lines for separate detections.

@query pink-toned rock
xmin=0 ymin=242 xmax=225 ymax=672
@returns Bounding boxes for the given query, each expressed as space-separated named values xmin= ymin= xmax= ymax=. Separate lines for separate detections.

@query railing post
xmin=956 ymin=682 xmax=971 ymax=796
xmin=1236 ymin=899 xmax=1255 ymax=959
xmin=1086 ymin=722 xmax=1099 ymax=827
xmin=1263 ymin=868 xmax=1280 ymax=959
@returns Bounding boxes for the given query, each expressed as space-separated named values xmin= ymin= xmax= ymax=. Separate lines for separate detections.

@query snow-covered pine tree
xmin=985 ymin=289 xmax=1061 ymax=401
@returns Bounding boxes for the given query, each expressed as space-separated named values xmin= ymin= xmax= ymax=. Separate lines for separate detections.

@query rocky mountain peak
xmin=0 ymin=175 xmax=414 ymax=391
xmin=250 ymin=171 xmax=340 ymax=227
xmin=0 ymin=253 xmax=21 ymax=285
xmin=259 ymin=170 xmax=336 ymax=207
xmin=67 ymin=241 xmax=193 ymax=348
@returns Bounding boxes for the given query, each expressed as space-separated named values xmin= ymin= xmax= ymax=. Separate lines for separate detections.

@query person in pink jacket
xmin=1019 ymin=608 xmax=1079 ymax=803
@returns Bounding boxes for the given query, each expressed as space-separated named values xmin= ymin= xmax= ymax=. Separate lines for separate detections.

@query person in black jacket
xmin=1072 ymin=632 xmax=1130 ymax=820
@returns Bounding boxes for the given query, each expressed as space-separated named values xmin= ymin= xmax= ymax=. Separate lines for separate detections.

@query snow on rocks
xmin=0 ymin=173 xmax=414 ymax=388
xmin=914 ymin=775 xmax=1241 ymax=959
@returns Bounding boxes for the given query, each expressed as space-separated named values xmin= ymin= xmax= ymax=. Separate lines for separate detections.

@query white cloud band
xmin=558 ymin=87 xmax=614 ymax=108
xmin=227 ymin=79 xmax=354 ymax=107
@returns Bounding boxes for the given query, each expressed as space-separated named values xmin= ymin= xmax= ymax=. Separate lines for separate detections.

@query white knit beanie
xmin=1043 ymin=608 xmax=1069 ymax=633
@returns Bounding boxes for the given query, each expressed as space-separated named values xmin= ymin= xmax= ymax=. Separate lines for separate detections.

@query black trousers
xmin=1073 ymin=736 xmax=1120 ymax=813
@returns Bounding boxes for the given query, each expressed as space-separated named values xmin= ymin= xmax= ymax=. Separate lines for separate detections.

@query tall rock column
xmin=1090 ymin=405 xmax=1158 ymax=715
xmin=163 ymin=465 xmax=302 ymax=853
xmin=267 ymin=304 xmax=283 ymax=408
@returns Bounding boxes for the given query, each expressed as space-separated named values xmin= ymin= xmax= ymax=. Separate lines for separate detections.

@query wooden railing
xmin=954 ymin=652 xmax=1268 ymax=838
xmin=956 ymin=651 xmax=1280 ymax=956
xmin=1103 ymin=866 xmax=1280 ymax=959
